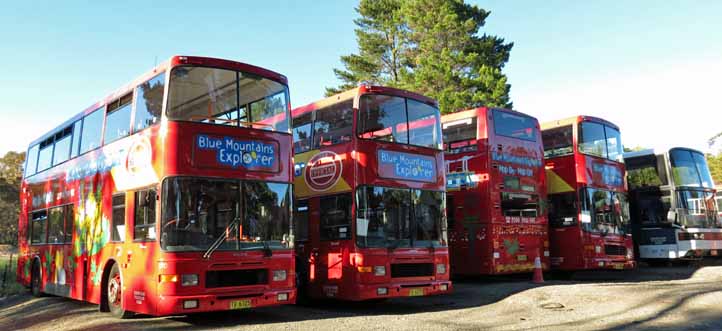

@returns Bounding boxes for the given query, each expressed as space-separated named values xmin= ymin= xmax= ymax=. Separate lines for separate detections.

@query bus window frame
xmin=356 ymin=93 xmax=443 ymax=151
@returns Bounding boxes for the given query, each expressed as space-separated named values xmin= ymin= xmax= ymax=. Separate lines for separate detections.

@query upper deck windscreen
xmin=492 ymin=109 xmax=537 ymax=142
xmin=442 ymin=117 xmax=477 ymax=150
xmin=670 ymin=149 xmax=715 ymax=189
xmin=357 ymin=94 xmax=442 ymax=150
xmin=579 ymin=121 xmax=624 ymax=162
xmin=167 ymin=66 xmax=290 ymax=133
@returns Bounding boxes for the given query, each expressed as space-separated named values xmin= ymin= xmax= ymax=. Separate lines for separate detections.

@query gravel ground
xmin=2 ymin=262 xmax=721 ymax=331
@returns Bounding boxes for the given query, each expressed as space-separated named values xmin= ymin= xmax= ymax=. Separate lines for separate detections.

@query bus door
xmin=314 ymin=194 xmax=352 ymax=298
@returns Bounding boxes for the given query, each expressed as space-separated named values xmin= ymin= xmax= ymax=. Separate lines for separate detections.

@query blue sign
xmin=196 ymin=135 xmax=277 ymax=169
xmin=378 ymin=150 xmax=436 ymax=182
xmin=592 ymin=162 xmax=623 ymax=187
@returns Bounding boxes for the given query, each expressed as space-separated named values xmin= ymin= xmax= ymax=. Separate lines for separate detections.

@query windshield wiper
xmin=203 ymin=217 xmax=240 ymax=260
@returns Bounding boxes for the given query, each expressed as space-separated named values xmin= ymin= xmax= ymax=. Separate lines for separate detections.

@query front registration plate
xmin=517 ymin=255 xmax=527 ymax=262
xmin=613 ymin=263 xmax=624 ymax=270
xmin=230 ymin=299 xmax=252 ymax=310
xmin=408 ymin=288 xmax=425 ymax=297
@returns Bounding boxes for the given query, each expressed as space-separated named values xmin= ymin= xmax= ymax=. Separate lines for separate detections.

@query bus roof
xmin=441 ymin=107 xmax=536 ymax=124
xmin=540 ymin=115 xmax=620 ymax=131
xmin=292 ymin=84 xmax=438 ymax=118
xmin=28 ymin=55 xmax=288 ymax=148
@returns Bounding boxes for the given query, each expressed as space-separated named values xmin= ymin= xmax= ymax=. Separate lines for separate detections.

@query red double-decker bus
xmin=442 ymin=108 xmax=549 ymax=276
xmin=17 ymin=56 xmax=296 ymax=317
xmin=291 ymin=85 xmax=451 ymax=301
xmin=542 ymin=116 xmax=635 ymax=271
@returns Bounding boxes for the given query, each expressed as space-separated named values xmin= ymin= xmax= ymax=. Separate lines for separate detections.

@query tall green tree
xmin=0 ymin=151 xmax=25 ymax=246
xmin=328 ymin=0 xmax=513 ymax=114
xmin=326 ymin=0 xmax=409 ymax=95
xmin=707 ymin=152 xmax=722 ymax=186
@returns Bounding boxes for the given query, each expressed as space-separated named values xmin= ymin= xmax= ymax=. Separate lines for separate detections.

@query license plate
xmin=230 ymin=299 xmax=252 ymax=310
xmin=613 ymin=263 xmax=624 ymax=270
xmin=408 ymin=288 xmax=424 ymax=297
xmin=517 ymin=255 xmax=527 ymax=261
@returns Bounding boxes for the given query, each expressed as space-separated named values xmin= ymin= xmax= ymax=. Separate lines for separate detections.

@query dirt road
xmin=2 ymin=263 xmax=721 ymax=331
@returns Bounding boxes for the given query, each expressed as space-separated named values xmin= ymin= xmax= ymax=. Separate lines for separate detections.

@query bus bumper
xmin=587 ymin=258 xmax=636 ymax=270
xmin=155 ymin=288 xmax=296 ymax=316
xmin=328 ymin=280 xmax=452 ymax=301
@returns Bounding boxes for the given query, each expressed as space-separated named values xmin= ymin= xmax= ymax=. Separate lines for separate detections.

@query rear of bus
xmin=444 ymin=108 xmax=548 ymax=275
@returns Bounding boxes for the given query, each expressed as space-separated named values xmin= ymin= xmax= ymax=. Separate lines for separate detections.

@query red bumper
xmin=328 ymin=280 xmax=452 ymax=301
xmin=154 ymin=288 xmax=296 ymax=316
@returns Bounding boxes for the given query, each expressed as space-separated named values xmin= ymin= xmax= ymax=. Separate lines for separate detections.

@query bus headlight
xmin=373 ymin=266 xmax=386 ymax=276
xmin=273 ymin=270 xmax=287 ymax=282
xmin=436 ymin=264 xmax=446 ymax=275
xmin=181 ymin=274 xmax=199 ymax=286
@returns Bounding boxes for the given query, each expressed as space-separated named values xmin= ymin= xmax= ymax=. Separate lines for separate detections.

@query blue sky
xmin=1 ymin=1 xmax=721 ymax=155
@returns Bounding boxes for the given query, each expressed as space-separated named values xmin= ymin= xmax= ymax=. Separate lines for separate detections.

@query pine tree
xmin=328 ymin=0 xmax=513 ymax=114
xmin=326 ymin=0 xmax=410 ymax=95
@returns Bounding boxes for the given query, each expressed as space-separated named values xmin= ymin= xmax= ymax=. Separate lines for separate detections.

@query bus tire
xmin=31 ymin=259 xmax=43 ymax=297
xmin=106 ymin=263 xmax=133 ymax=319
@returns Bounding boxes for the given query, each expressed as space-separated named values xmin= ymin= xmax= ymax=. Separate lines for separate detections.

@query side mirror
xmin=666 ymin=210 xmax=677 ymax=224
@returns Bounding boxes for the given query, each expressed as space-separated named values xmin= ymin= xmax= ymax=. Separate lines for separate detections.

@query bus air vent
xmin=391 ymin=263 xmax=434 ymax=278
xmin=205 ymin=269 xmax=268 ymax=288
xmin=604 ymin=245 xmax=626 ymax=256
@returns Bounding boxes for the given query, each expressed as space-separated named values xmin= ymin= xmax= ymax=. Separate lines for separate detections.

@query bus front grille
xmin=391 ymin=263 xmax=434 ymax=278
xmin=604 ymin=245 xmax=627 ymax=256
xmin=205 ymin=269 xmax=268 ymax=288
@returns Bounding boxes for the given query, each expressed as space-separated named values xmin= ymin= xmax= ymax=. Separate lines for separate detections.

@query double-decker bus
xmin=625 ymin=148 xmax=721 ymax=260
xmin=442 ymin=108 xmax=548 ymax=276
xmin=291 ymin=85 xmax=451 ymax=301
xmin=541 ymin=116 xmax=635 ymax=271
xmin=17 ymin=56 xmax=296 ymax=317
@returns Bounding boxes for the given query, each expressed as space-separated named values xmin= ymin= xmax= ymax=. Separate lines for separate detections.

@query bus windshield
xmin=670 ymin=149 xmax=715 ymax=188
xmin=167 ymin=66 xmax=290 ymax=133
xmin=675 ymin=189 xmax=718 ymax=228
xmin=160 ymin=177 xmax=291 ymax=252
xmin=492 ymin=109 xmax=537 ymax=141
xmin=580 ymin=188 xmax=630 ymax=235
xmin=579 ymin=121 xmax=624 ymax=162
xmin=357 ymin=94 xmax=442 ymax=150
xmin=355 ymin=186 xmax=446 ymax=248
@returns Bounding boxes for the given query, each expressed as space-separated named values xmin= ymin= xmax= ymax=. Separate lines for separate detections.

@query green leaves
xmin=328 ymin=0 xmax=513 ymax=114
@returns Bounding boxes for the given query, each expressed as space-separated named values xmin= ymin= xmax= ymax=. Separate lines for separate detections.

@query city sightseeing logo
xmin=305 ymin=151 xmax=343 ymax=191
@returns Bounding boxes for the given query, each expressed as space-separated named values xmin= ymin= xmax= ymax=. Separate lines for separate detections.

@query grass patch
xmin=0 ymin=254 xmax=26 ymax=296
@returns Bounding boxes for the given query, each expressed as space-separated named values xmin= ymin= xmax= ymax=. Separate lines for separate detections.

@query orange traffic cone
xmin=532 ymin=255 xmax=544 ymax=284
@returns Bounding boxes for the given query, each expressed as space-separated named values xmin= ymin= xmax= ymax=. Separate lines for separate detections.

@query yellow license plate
xmin=517 ymin=255 xmax=527 ymax=261
xmin=230 ymin=299 xmax=252 ymax=310
xmin=408 ymin=288 xmax=424 ymax=297
xmin=613 ymin=263 xmax=624 ymax=270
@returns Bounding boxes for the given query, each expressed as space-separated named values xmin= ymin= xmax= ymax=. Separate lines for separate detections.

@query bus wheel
xmin=31 ymin=260 xmax=43 ymax=297
xmin=106 ymin=263 xmax=133 ymax=319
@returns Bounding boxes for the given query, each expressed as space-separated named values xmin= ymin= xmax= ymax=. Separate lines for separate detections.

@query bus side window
xmin=294 ymin=200 xmax=309 ymax=241
xmin=134 ymin=73 xmax=165 ymax=132
xmin=446 ymin=196 xmax=455 ymax=229
xmin=64 ymin=205 xmax=74 ymax=243
xmin=30 ymin=210 xmax=48 ymax=245
xmin=134 ymin=189 xmax=157 ymax=241
xmin=48 ymin=206 xmax=65 ymax=244
xmin=111 ymin=194 xmax=126 ymax=242
xmin=25 ymin=144 xmax=39 ymax=177
xmin=313 ymin=100 xmax=353 ymax=148
xmin=104 ymin=94 xmax=133 ymax=145
xmin=320 ymin=194 xmax=352 ymax=240
xmin=292 ymin=112 xmax=313 ymax=154
xmin=548 ymin=192 xmax=577 ymax=227
xmin=79 ymin=107 xmax=105 ymax=154
xmin=70 ymin=120 xmax=82 ymax=159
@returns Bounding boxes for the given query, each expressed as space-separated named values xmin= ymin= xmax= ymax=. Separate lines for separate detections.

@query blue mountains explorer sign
xmin=196 ymin=135 xmax=277 ymax=170
xmin=378 ymin=150 xmax=436 ymax=183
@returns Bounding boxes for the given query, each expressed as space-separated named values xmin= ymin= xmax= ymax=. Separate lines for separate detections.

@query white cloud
xmin=512 ymin=56 xmax=722 ymax=154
